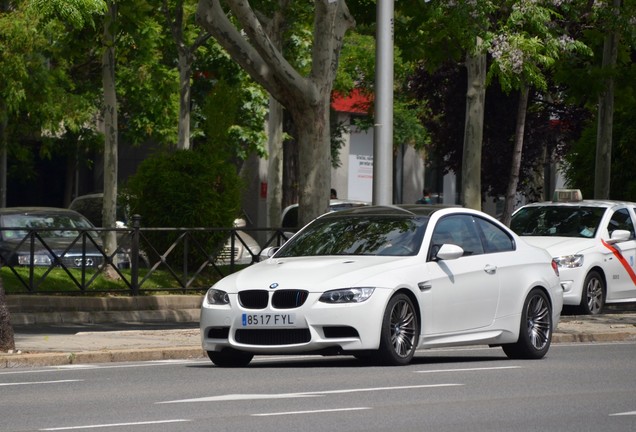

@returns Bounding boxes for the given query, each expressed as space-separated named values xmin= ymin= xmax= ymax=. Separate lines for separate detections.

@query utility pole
xmin=373 ymin=0 xmax=394 ymax=205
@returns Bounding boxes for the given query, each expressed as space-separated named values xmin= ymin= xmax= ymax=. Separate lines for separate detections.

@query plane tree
xmin=396 ymin=0 xmax=589 ymax=220
xmin=0 ymin=0 xmax=106 ymax=352
xmin=196 ymin=0 xmax=355 ymax=227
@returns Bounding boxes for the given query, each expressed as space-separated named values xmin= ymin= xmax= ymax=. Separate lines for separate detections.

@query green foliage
xmin=116 ymin=10 xmax=180 ymax=146
xmin=27 ymin=0 xmax=106 ymax=29
xmin=486 ymin=1 xmax=591 ymax=93
xmin=199 ymin=78 xmax=267 ymax=160
xmin=123 ymin=148 xmax=243 ymax=268
xmin=1 ymin=266 xmax=224 ymax=293
xmin=124 ymin=149 xmax=242 ymax=228
xmin=334 ymin=23 xmax=429 ymax=154
xmin=564 ymin=106 xmax=636 ymax=201
xmin=0 ymin=1 xmax=102 ymax=173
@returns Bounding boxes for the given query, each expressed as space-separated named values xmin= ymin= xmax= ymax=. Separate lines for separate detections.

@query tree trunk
xmin=267 ymin=96 xmax=284 ymax=226
xmin=501 ymin=84 xmax=530 ymax=227
xmin=265 ymin=2 xmax=287 ymax=227
xmin=594 ymin=0 xmax=620 ymax=200
xmin=165 ymin=0 xmax=210 ymax=151
xmin=282 ymin=114 xmax=299 ymax=209
xmin=0 ymin=277 xmax=15 ymax=352
xmin=102 ymin=0 xmax=119 ymax=278
xmin=461 ymin=45 xmax=486 ymax=211
xmin=0 ymin=102 xmax=7 ymax=208
xmin=177 ymin=49 xmax=193 ymax=150
xmin=294 ymin=101 xmax=331 ymax=227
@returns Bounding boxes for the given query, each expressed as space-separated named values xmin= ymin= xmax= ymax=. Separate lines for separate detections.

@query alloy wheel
xmin=389 ymin=299 xmax=417 ymax=358
xmin=526 ymin=294 xmax=551 ymax=351
xmin=585 ymin=277 xmax=604 ymax=315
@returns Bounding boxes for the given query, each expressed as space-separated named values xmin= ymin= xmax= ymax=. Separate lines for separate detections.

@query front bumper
xmin=558 ymin=267 xmax=586 ymax=306
xmin=200 ymin=288 xmax=393 ymax=354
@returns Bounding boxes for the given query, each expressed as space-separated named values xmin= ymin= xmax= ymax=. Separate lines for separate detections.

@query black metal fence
xmin=0 ymin=215 xmax=293 ymax=295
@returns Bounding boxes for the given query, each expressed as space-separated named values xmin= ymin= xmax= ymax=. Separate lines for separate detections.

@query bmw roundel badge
xmin=269 ymin=283 xmax=279 ymax=289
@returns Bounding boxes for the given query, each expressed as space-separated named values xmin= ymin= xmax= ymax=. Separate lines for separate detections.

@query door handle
xmin=484 ymin=265 xmax=497 ymax=275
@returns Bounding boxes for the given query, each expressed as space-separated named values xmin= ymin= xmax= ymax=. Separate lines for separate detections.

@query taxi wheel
xmin=207 ymin=348 xmax=253 ymax=367
xmin=579 ymin=270 xmax=605 ymax=315
xmin=377 ymin=293 xmax=419 ymax=366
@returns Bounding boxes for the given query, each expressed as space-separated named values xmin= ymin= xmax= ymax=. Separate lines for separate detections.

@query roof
xmin=518 ymin=200 xmax=636 ymax=209
xmin=0 ymin=207 xmax=84 ymax=216
xmin=319 ymin=204 xmax=458 ymax=219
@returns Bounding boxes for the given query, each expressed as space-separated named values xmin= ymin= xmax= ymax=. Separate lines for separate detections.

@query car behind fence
xmin=0 ymin=215 xmax=291 ymax=295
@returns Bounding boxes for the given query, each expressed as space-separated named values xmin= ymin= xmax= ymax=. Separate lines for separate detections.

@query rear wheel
xmin=377 ymin=293 xmax=419 ymax=366
xmin=207 ymin=348 xmax=253 ymax=367
xmin=503 ymin=288 xmax=552 ymax=360
xmin=578 ymin=270 xmax=605 ymax=315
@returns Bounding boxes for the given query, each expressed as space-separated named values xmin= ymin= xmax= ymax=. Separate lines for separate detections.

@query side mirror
xmin=607 ymin=229 xmax=631 ymax=244
xmin=436 ymin=243 xmax=464 ymax=260
xmin=260 ymin=247 xmax=279 ymax=259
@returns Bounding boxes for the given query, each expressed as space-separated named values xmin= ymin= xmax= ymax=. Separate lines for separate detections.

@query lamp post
xmin=373 ymin=0 xmax=394 ymax=205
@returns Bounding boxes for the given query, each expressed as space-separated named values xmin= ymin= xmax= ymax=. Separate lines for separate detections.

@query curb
xmin=552 ymin=331 xmax=636 ymax=343
xmin=0 ymin=347 xmax=206 ymax=368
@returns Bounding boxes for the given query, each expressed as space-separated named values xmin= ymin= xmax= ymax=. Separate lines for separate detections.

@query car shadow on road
xmin=188 ymin=353 xmax=510 ymax=369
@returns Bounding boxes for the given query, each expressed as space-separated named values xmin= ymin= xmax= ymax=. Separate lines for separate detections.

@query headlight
xmin=206 ymin=288 xmax=230 ymax=305
xmin=18 ymin=254 xmax=52 ymax=266
xmin=554 ymin=254 xmax=583 ymax=268
xmin=319 ymin=287 xmax=375 ymax=303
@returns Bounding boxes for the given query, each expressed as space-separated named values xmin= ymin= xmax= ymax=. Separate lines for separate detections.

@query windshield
xmin=510 ymin=206 xmax=605 ymax=238
xmin=0 ymin=213 xmax=95 ymax=240
xmin=276 ymin=216 xmax=428 ymax=257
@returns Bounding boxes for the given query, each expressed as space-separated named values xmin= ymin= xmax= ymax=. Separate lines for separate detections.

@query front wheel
xmin=377 ymin=293 xmax=419 ymax=366
xmin=503 ymin=288 xmax=552 ymax=360
xmin=578 ymin=270 xmax=605 ymax=315
xmin=207 ymin=348 xmax=253 ymax=367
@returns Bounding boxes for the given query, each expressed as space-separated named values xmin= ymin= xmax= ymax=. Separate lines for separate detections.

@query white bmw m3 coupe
xmin=201 ymin=205 xmax=562 ymax=366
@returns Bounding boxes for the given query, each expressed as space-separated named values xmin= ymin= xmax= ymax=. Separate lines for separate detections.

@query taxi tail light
xmin=551 ymin=259 xmax=560 ymax=277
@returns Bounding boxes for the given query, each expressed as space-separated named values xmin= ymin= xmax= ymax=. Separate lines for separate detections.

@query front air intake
xmin=235 ymin=329 xmax=311 ymax=345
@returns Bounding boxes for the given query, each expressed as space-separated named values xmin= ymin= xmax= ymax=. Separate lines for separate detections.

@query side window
xmin=429 ymin=215 xmax=484 ymax=260
xmin=475 ymin=217 xmax=515 ymax=253
xmin=608 ymin=208 xmax=636 ymax=239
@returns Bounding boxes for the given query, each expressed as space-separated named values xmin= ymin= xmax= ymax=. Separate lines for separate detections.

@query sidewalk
xmin=2 ymin=308 xmax=635 ymax=369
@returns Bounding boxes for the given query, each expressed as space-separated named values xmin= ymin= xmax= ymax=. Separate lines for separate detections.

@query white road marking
xmin=39 ymin=419 xmax=189 ymax=430
xmin=610 ymin=411 xmax=636 ymax=416
xmin=159 ymin=383 xmax=462 ymax=404
xmin=253 ymin=407 xmax=372 ymax=417
xmin=0 ymin=379 xmax=82 ymax=387
xmin=415 ymin=366 xmax=522 ymax=374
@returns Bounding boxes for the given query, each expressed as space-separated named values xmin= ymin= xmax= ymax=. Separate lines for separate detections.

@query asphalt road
xmin=1 ymin=342 xmax=635 ymax=432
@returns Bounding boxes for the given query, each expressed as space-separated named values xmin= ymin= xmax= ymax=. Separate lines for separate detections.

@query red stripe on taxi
xmin=601 ymin=239 xmax=636 ymax=285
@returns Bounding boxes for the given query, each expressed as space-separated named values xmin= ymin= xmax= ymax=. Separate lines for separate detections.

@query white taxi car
xmin=201 ymin=205 xmax=562 ymax=367
xmin=510 ymin=190 xmax=636 ymax=315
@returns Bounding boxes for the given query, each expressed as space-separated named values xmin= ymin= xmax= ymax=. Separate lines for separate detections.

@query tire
xmin=503 ymin=288 xmax=552 ymax=360
xmin=207 ymin=348 xmax=253 ymax=367
xmin=578 ymin=270 xmax=605 ymax=315
xmin=377 ymin=293 xmax=419 ymax=366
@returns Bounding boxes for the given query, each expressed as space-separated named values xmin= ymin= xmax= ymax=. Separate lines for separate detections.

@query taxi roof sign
xmin=552 ymin=189 xmax=583 ymax=202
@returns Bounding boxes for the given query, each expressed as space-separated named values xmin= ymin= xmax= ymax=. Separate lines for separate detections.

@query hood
xmin=519 ymin=236 xmax=595 ymax=256
xmin=216 ymin=255 xmax=411 ymax=292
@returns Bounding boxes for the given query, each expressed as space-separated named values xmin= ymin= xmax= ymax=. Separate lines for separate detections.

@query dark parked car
xmin=0 ymin=207 xmax=110 ymax=269
xmin=69 ymin=193 xmax=128 ymax=227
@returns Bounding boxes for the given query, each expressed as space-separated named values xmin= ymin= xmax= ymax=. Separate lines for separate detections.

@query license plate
xmin=241 ymin=313 xmax=296 ymax=327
